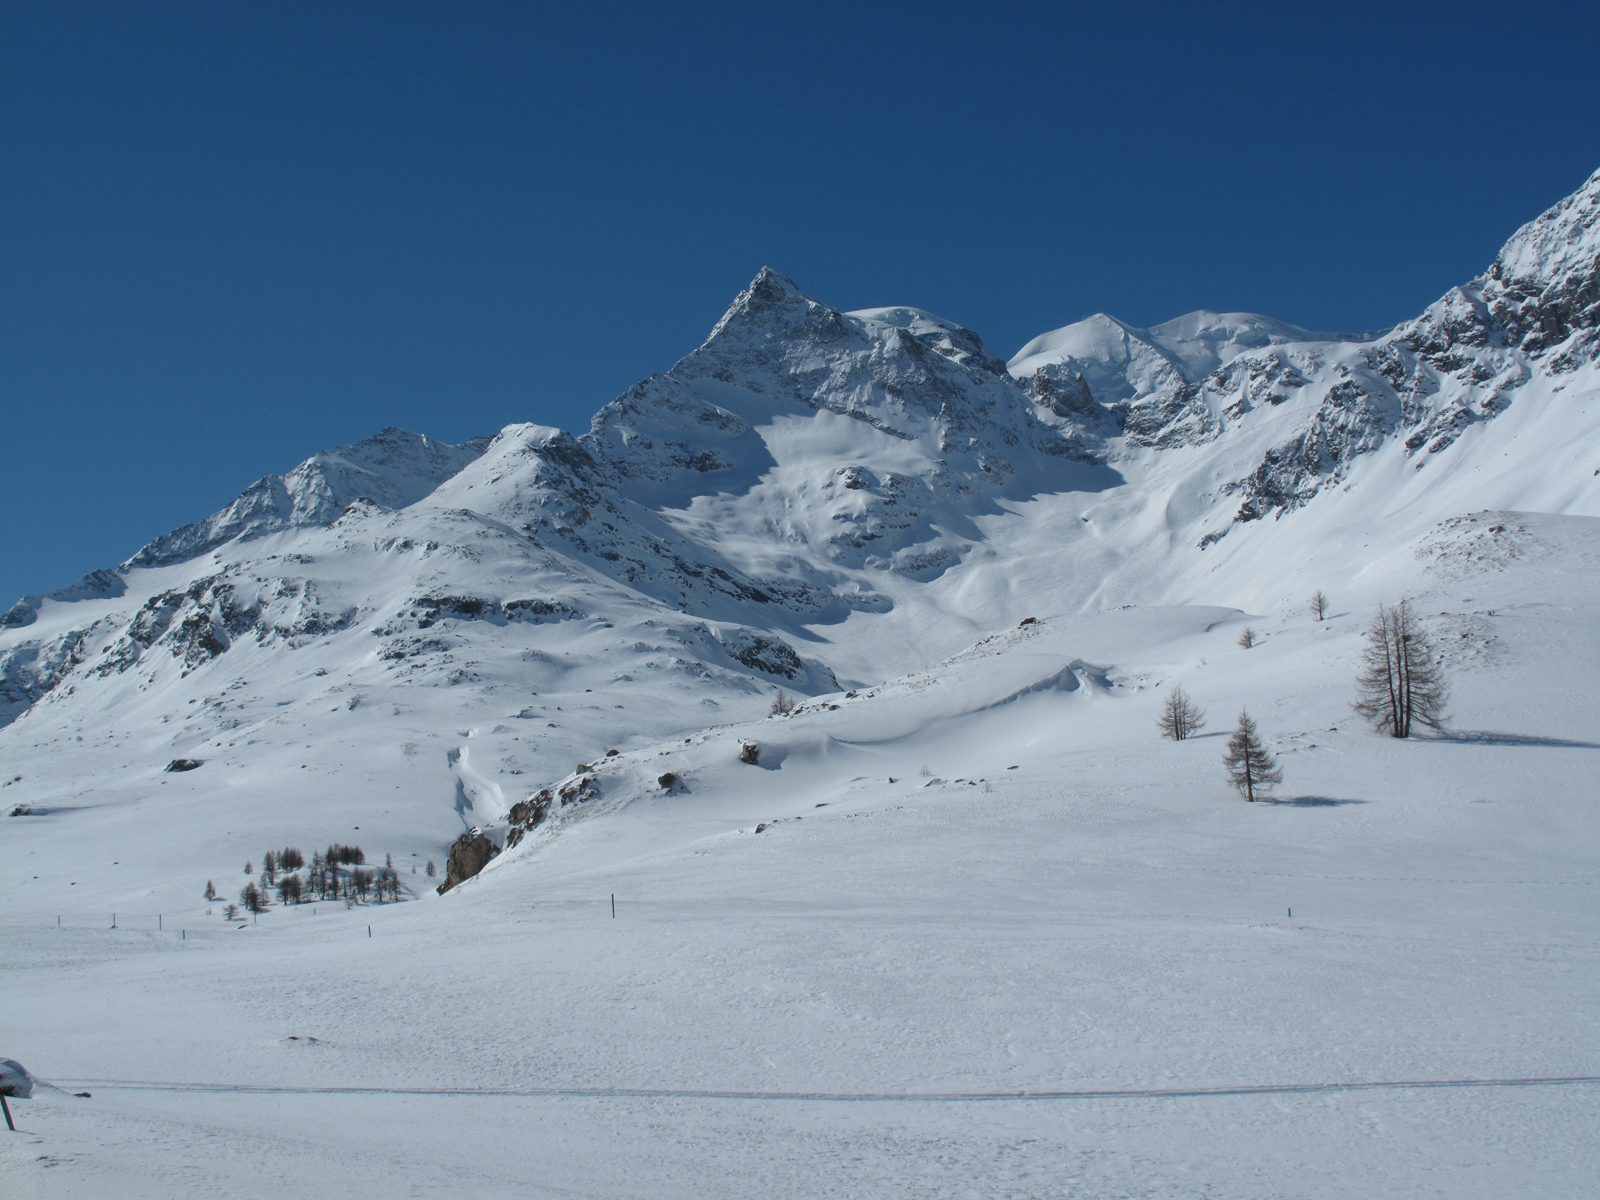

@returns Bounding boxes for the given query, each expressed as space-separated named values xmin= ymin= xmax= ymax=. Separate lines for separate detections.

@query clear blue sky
xmin=4 ymin=1 xmax=1598 ymax=602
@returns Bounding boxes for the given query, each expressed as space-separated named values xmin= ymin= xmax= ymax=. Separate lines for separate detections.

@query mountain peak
xmin=702 ymin=268 xmax=813 ymax=341
xmin=1483 ymin=167 xmax=1600 ymax=351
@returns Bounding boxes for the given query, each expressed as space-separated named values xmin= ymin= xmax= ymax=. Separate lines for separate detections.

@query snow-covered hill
xmin=2 ymin=167 xmax=1597 ymax=1199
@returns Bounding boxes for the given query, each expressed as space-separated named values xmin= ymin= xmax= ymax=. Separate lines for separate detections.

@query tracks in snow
xmin=55 ymin=1075 xmax=1600 ymax=1103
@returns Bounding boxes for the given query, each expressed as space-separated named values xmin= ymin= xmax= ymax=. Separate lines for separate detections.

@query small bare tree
xmin=1353 ymin=598 xmax=1449 ymax=738
xmin=426 ymin=859 xmax=436 ymax=878
xmin=1156 ymin=685 xmax=1206 ymax=741
xmin=277 ymin=874 xmax=302 ymax=905
xmin=240 ymin=882 xmax=267 ymax=913
xmin=1309 ymin=590 xmax=1329 ymax=621
xmin=1238 ymin=627 xmax=1257 ymax=649
xmin=768 ymin=689 xmax=796 ymax=717
xmin=1222 ymin=709 xmax=1282 ymax=802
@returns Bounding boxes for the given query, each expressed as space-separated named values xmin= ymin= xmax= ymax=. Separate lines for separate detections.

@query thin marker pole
xmin=611 ymin=894 xmax=615 ymax=919
xmin=368 ymin=925 xmax=372 ymax=938
xmin=158 ymin=914 xmax=162 ymax=931
xmin=1 ymin=1093 xmax=13 ymax=1132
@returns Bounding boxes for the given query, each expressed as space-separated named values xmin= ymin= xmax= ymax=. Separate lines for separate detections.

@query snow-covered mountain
xmin=2 ymin=166 xmax=1597 ymax=861
xmin=4 ymin=169 xmax=1599 ymax=1200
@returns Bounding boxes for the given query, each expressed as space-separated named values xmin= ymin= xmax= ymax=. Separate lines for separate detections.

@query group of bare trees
xmin=1156 ymin=594 xmax=1448 ymax=801
xmin=223 ymin=842 xmax=407 ymax=915
xmin=1352 ymin=599 xmax=1449 ymax=738
xmin=1159 ymin=691 xmax=1281 ymax=802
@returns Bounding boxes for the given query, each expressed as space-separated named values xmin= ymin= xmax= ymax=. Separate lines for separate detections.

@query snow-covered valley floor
xmin=5 ymin=525 xmax=1597 ymax=1198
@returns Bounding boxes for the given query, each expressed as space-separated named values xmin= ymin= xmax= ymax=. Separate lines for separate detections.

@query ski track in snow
xmin=47 ymin=1074 xmax=1600 ymax=1101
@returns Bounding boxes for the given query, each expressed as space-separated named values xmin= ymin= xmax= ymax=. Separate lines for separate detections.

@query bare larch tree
xmin=1157 ymin=685 xmax=1206 ymax=741
xmin=1309 ymin=590 xmax=1329 ymax=621
xmin=1238 ymin=627 xmax=1257 ymax=649
xmin=1352 ymin=599 xmax=1449 ymax=738
xmin=1222 ymin=709 xmax=1282 ymax=802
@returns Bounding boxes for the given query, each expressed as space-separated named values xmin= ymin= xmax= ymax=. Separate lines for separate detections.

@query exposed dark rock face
xmin=436 ymin=830 xmax=500 ymax=893
xmin=503 ymin=773 xmax=603 ymax=850
xmin=164 ymin=759 xmax=203 ymax=772
xmin=1228 ymin=379 xmax=1393 ymax=524
xmin=403 ymin=594 xmax=586 ymax=628
xmin=505 ymin=790 xmax=552 ymax=848
xmin=502 ymin=598 xmax=583 ymax=623
xmin=558 ymin=775 xmax=600 ymax=805
xmin=725 ymin=632 xmax=803 ymax=680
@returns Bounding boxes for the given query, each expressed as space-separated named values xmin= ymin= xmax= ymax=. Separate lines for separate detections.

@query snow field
xmin=5 ymin=546 xmax=1597 ymax=1197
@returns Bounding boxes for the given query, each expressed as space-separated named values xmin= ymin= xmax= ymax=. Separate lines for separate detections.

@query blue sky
xmin=3 ymin=1 xmax=1599 ymax=602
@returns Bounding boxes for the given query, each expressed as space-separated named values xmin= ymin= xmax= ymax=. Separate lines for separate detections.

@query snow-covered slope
xmin=1 ymin=166 xmax=1598 ymax=1198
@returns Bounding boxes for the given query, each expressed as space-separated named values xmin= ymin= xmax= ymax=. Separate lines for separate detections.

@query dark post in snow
xmin=1 ymin=1093 xmax=12 ymax=1132
xmin=611 ymin=893 xmax=616 ymax=919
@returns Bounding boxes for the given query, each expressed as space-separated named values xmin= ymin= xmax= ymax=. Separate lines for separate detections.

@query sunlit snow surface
xmin=5 ymin=518 xmax=1598 ymax=1197
xmin=3 ymin=172 xmax=1599 ymax=1196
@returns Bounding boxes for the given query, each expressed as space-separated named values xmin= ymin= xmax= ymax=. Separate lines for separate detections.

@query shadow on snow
xmin=1264 ymin=795 xmax=1368 ymax=807
xmin=1428 ymin=730 xmax=1600 ymax=749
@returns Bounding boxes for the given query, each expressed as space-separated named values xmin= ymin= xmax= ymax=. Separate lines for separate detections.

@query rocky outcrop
xmin=435 ymin=830 xmax=500 ymax=893
xmin=724 ymin=631 xmax=803 ymax=680
xmin=504 ymin=790 xmax=552 ymax=848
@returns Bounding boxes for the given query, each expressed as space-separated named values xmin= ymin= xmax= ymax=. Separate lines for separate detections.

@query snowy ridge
xmin=124 ymin=426 xmax=492 ymax=569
